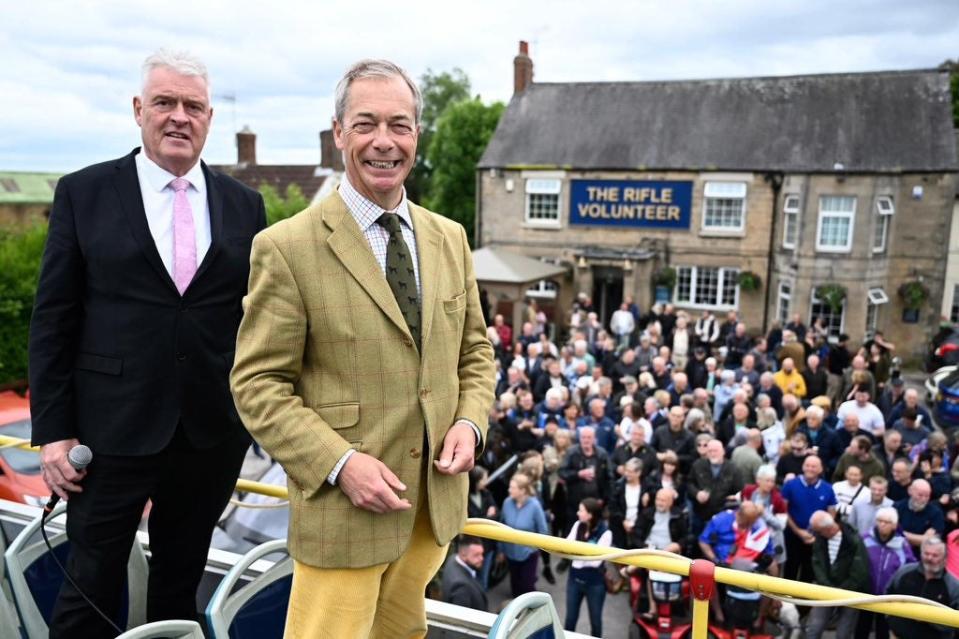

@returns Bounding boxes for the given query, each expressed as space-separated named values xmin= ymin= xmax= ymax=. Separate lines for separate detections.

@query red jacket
xmin=741 ymin=484 xmax=787 ymax=514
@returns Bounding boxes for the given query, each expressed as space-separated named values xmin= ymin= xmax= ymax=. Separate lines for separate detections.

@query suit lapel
xmin=112 ymin=149 xmax=179 ymax=295
xmin=410 ymin=204 xmax=443 ymax=347
xmin=322 ymin=193 xmax=412 ymax=341
xmin=191 ymin=161 xmax=223 ymax=286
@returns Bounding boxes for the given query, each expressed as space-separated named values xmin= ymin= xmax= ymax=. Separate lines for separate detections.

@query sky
xmin=2 ymin=0 xmax=958 ymax=173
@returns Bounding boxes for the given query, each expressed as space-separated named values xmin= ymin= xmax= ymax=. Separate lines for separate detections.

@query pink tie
xmin=170 ymin=178 xmax=197 ymax=295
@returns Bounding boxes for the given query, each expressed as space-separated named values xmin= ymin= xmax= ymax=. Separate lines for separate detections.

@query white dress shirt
xmin=134 ymin=151 xmax=211 ymax=277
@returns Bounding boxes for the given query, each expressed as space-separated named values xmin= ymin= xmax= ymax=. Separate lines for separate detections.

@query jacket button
xmin=410 ymin=448 xmax=421 ymax=459
xmin=419 ymin=388 xmax=429 ymax=398
xmin=404 ymin=338 xmax=413 ymax=347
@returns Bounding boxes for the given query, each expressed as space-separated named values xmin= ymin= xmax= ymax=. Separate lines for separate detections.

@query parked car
xmin=0 ymin=391 xmax=51 ymax=506
xmin=926 ymin=325 xmax=959 ymax=372
xmin=925 ymin=366 xmax=959 ymax=429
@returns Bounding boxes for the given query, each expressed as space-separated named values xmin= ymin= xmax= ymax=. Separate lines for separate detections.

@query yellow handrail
xmin=12 ymin=437 xmax=959 ymax=631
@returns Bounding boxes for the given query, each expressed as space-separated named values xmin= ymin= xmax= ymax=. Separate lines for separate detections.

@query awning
xmin=471 ymin=247 xmax=568 ymax=286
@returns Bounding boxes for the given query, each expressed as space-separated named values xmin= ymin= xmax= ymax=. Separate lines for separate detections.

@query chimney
xmin=319 ymin=129 xmax=344 ymax=171
xmin=236 ymin=125 xmax=256 ymax=166
xmin=513 ymin=40 xmax=533 ymax=95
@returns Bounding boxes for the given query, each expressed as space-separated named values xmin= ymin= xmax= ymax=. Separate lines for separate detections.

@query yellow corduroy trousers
xmin=284 ymin=499 xmax=448 ymax=639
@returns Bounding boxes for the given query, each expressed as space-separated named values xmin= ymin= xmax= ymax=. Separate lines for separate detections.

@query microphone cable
xmin=40 ymin=444 xmax=124 ymax=635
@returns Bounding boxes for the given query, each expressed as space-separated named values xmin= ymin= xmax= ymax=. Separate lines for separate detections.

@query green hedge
xmin=0 ymin=224 xmax=47 ymax=386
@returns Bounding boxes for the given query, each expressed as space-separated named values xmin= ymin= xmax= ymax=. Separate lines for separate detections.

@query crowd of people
xmin=445 ymin=293 xmax=959 ymax=638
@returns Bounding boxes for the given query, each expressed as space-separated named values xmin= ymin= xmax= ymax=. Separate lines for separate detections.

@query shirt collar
xmin=135 ymin=149 xmax=206 ymax=196
xmin=799 ymin=476 xmax=822 ymax=489
xmin=338 ymin=174 xmax=413 ymax=233
xmin=454 ymin=555 xmax=477 ymax=579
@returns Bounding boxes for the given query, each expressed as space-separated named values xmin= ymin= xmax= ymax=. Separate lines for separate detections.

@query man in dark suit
xmin=28 ymin=50 xmax=265 ymax=638
xmin=441 ymin=536 xmax=489 ymax=612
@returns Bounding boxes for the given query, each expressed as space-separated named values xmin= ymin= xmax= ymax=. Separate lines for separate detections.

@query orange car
xmin=0 ymin=391 xmax=51 ymax=506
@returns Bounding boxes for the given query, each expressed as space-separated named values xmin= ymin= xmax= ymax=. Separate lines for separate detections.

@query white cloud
xmin=2 ymin=0 xmax=957 ymax=171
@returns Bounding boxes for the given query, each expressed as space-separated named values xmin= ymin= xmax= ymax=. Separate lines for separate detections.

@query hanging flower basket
xmin=737 ymin=270 xmax=762 ymax=292
xmin=815 ymin=283 xmax=847 ymax=313
xmin=898 ymin=280 xmax=929 ymax=310
xmin=654 ymin=266 xmax=677 ymax=289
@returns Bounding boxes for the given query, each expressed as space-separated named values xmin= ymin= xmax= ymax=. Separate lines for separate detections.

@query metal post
xmin=689 ymin=559 xmax=716 ymax=639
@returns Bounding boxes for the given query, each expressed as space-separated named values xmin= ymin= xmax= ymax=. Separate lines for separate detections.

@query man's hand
xmin=434 ymin=421 xmax=477 ymax=476
xmin=40 ymin=438 xmax=86 ymax=501
xmin=697 ymin=490 xmax=710 ymax=504
xmin=338 ymin=452 xmax=412 ymax=514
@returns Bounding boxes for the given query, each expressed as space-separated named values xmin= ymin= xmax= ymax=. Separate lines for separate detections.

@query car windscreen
xmin=0 ymin=420 xmax=41 ymax=474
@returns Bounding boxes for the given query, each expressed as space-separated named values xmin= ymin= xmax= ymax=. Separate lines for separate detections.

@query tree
xmin=425 ymin=98 xmax=505 ymax=244
xmin=259 ymin=183 xmax=309 ymax=226
xmin=0 ymin=224 xmax=47 ymax=386
xmin=939 ymin=59 xmax=959 ymax=127
xmin=406 ymin=68 xmax=471 ymax=203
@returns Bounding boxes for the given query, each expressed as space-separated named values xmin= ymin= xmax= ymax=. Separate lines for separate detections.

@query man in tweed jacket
xmin=230 ymin=58 xmax=495 ymax=638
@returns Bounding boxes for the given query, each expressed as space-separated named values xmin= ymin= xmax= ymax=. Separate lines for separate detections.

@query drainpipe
xmin=761 ymin=172 xmax=784 ymax=332
xmin=474 ymin=168 xmax=483 ymax=248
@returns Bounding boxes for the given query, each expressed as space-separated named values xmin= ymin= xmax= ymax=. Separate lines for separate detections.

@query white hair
xmin=805 ymin=405 xmax=824 ymax=420
xmin=755 ymin=464 xmax=776 ymax=481
xmin=142 ymin=49 xmax=210 ymax=97
xmin=334 ymin=59 xmax=423 ymax=124
xmin=545 ymin=387 xmax=564 ymax=403
xmin=875 ymin=506 xmax=899 ymax=525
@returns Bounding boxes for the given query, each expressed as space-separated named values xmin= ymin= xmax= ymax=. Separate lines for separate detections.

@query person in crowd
xmin=886 ymin=537 xmax=959 ymax=639
xmin=31 ymin=50 xmax=267 ymax=637
xmin=688 ymin=439 xmax=742 ymax=536
xmin=833 ymin=464 xmax=871 ymax=518
xmin=773 ymin=357 xmax=806 ymax=399
xmin=894 ymin=406 xmax=929 ymax=454
xmin=611 ymin=350 xmax=642 ymax=393
xmin=496 ymin=365 xmax=529 ymax=398
xmin=636 ymin=334 xmax=658 ymax=372
xmin=519 ymin=452 xmax=556 ymax=584
xmin=798 ymin=404 xmax=842 ymax=476
xmin=713 ymin=370 xmax=739 ymax=420
xmin=651 ymin=405 xmax=696 ymax=474
xmin=669 ymin=315 xmax=693 ymax=371
xmin=841 ymin=356 xmax=876 ymax=401
xmin=718 ymin=310 xmax=739 ymax=345
xmin=888 ymin=457 xmax=914 ymax=502
xmin=888 ymin=387 xmax=933 ymax=431
xmin=467 ymin=467 xmax=498 ymax=588
xmin=533 ymin=359 xmax=566 ymax=403
xmin=810 ymin=394 xmax=838 ymax=429
xmin=613 ymin=425 xmax=658 ymax=479
xmin=856 ymin=507 xmax=915 ymax=639
xmin=609 ymin=458 xmax=645 ymax=548
xmin=499 ymin=472 xmax=549 ymax=597
xmin=564 ymin=498 xmax=612 ymax=637
xmin=876 ymin=429 xmax=906 ymax=478
xmin=782 ymin=456 xmax=837 ymax=582
xmin=546 ymin=429 xmax=573 ymax=537
xmin=718 ymin=401 xmax=752 ymax=448
xmin=805 ymin=511 xmax=870 ymax=639
xmin=867 ymin=341 xmax=892 ymax=392
xmin=730 ymin=428 xmax=764 ymax=487
xmin=578 ymin=397 xmax=616 ymax=453
xmin=644 ymin=449 xmax=685 ymax=503
xmin=877 ymin=376 xmax=907 ymax=425
xmin=826 ymin=333 xmax=852 ymax=404
xmin=833 ymin=433 xmax=885 ymax=484
xmin=896 ymin=478 xmax=945 ymax=554
xmin=756 ymin=406 xmax=786 ymax=466
xmin=757 ymin=372 xmax=784 ymax=418
xmin=610 ymin=302 xmax=636 ymax=349
xmin=618 ymin=399 xmax=651 ymax=446
xmin=734 ymin=353 xmax=761 ymax=388
xmin=742 ymin=464 xmax=788 ymax=565
xmin=780 ymin=392 xmax=805 ymax=437
xmin=838 ymin=387 xmax=886 ymax=438
xmin=909 ymin=430 xmax=950 ymax=472
xmin=851 ymin=475 xmax=894 ymax=537
xmin=776 ymin=431 xmax=810 ymax=484
xmin=802 ymin=354 xmax=829 ymax=400
xmin=559 ymin=426 xmax=612 ymax=529
xmin=724 ymin=322 xmax=752 ymax=369
xmin=505 ymin=391 xmax=541 ymax=453
xmin=777 ymin=330 xmax=806 ymax=373
xmin=694 ymin=310 xmax=720 ymax=352
xmin=441 ymin=536 xmax=488 ymax=612
xmin=785 ymin=313 xmax=807 ymax=343
xmin=914 ymin=448 xmax=952 ymax=503
xmin=836 ymin=410 xmax=874 ymax=453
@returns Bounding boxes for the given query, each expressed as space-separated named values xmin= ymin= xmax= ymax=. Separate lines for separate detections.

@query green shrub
xmin=0 ymin=224 xmax=48 ymax=385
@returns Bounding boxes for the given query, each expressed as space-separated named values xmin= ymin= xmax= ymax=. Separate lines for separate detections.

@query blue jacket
xmin=863 ymin=531 xmax=916 ymax=594
xmin=500 ymin=496 xmax=548 ymax=561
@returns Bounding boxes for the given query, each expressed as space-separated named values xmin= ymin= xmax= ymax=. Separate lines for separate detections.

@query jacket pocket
xmin=75 ymin=353 xmax=123 ymax=375
xmin=443 ymin=290 xmax=467 ymax=313
xmin=316 ymin=402 xmax=360 ymax=429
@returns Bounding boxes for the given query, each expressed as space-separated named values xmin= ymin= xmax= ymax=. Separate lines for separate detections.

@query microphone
xmin=44 ymin=444 xmax=93 ymax=513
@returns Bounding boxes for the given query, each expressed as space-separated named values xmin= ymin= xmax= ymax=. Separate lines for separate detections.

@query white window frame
xmin=526 ymin=280 xmax=559 ymax=299
xmin=777 ymin=280 xmax=793 ymax=325
xmin=524 ymin=178 xmax=562 ymax=226
xmin=816 ymin=195 xmax=856 ymax=253
xmin=872 ymin=196 xmax=894 ymax=254
xmin=701 ymin=181 xmax=747 ymax=232
xmin=865 ymin=288 xmax=888 ymax=335
xmin=782 ymin=194 xmax=800 ymax=249
xmin=810 ymin=288 xmax=846 ymax=337
xmin=673 ymin=265 xmax=740 ymax=310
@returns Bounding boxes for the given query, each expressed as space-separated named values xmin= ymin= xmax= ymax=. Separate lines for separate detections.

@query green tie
xmin=377 ymin=213 xmax=420 ymax=348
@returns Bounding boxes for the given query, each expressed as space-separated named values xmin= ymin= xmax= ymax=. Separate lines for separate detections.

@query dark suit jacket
xmin=440 ymin=555 xmax=488 ymax=611
xmin=29 ymin=148 xmax=266 ymax=455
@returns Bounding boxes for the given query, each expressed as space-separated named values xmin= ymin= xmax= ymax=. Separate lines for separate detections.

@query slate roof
xmin=479 ymin=69 xmax=957 ymax=173
xmin=0 ymin=172 xmax=63 ymax=204
xmin=210 ymin=164 xmax=331 ymax=200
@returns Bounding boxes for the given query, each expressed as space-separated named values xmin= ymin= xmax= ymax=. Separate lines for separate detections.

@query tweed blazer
xmin=230 ymin=191 xmax=495 ymax=568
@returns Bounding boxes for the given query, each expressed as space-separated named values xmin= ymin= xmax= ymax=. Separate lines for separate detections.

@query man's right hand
xmin=337 ymin=452 xmax=412 ymax=514
xmin=40 ymin=438 xmax=86 ymax=501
